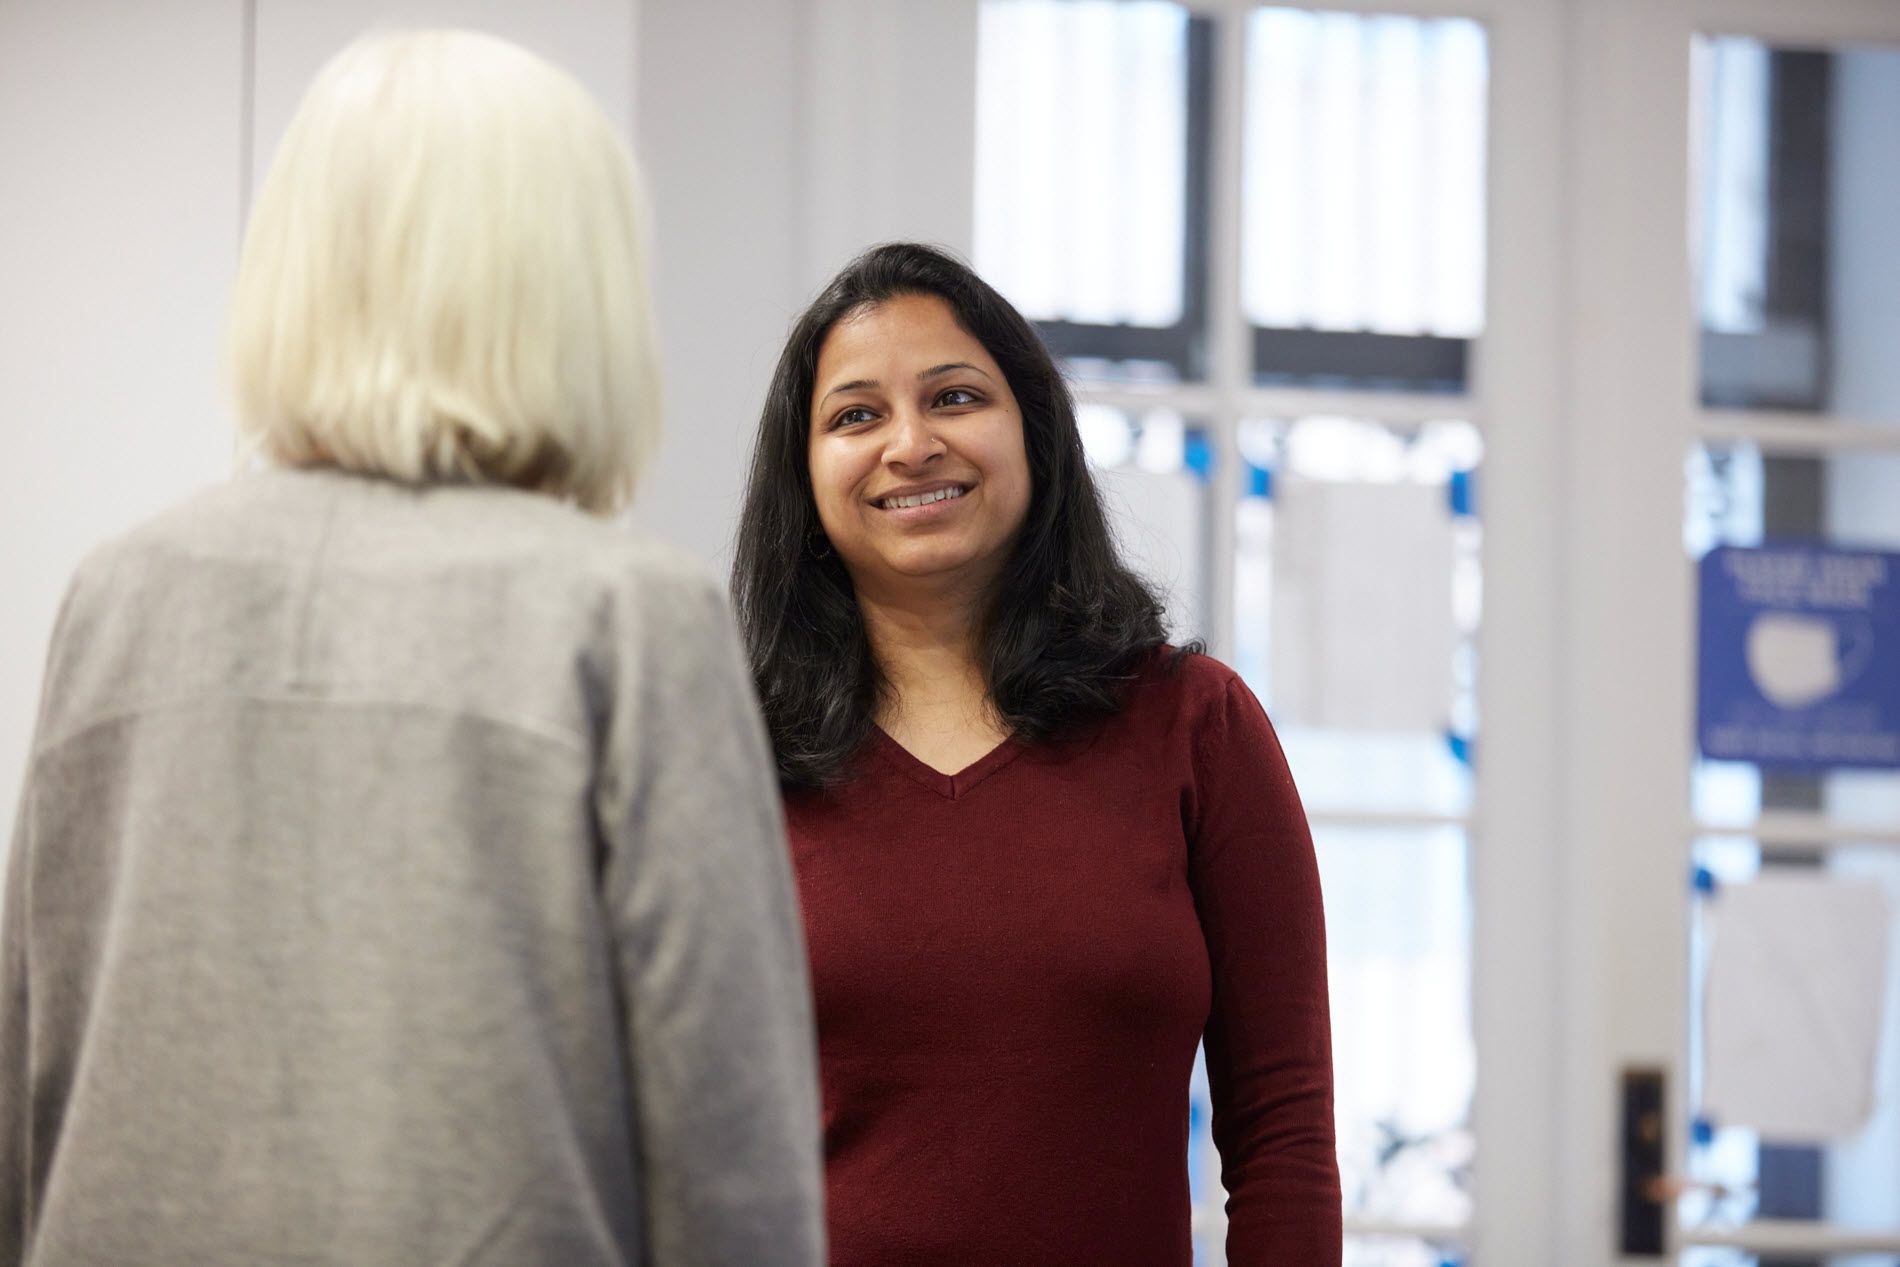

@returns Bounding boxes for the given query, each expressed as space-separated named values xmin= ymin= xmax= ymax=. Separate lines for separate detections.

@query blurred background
xmin=3 ymin=1 xmax=1899 ymax=1264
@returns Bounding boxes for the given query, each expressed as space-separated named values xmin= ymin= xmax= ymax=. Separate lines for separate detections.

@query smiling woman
xmin=735 ymin=243 xmax=1172 ymax=785
xmin=808 ymin=293 xmax=1032 ymax=611
xmin=731 ymin=242 xmax=1342 ymax=1266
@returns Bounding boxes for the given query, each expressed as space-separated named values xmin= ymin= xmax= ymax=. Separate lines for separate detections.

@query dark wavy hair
xmin=732 ymin=242 xmax=1181 ymax=787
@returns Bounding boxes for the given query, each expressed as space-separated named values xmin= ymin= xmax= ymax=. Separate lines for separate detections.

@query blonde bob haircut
xmin=228 ymin=30 xmax=659 ymax=514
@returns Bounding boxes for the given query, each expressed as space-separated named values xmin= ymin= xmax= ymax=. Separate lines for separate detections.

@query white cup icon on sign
xmin=1746 ymin=611 xmax=1876 ymax=710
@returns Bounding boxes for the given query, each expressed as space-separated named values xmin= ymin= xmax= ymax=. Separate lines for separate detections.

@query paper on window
xmin=1268 ymin=477 xmax=1456 ymax=732
xmin=1702 ymin=873 xmax=1894 ymax=1141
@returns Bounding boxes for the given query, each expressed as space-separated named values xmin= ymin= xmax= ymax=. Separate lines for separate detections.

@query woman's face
xmin=807 ymin=293 xmax=1032 ymax=601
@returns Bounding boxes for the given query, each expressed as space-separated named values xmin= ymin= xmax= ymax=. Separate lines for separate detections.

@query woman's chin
xmin=851 ymin=544 xmax=996 ymax=589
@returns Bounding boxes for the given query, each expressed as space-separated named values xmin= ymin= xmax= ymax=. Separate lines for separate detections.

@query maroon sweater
xmin=784 ymin=652 xmax=1341 ymax=1266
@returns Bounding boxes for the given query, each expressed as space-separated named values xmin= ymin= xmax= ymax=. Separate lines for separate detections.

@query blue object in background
xmin=1697 ymin=544 xmax=1900 ymax=770
xmin=1183 ymin=430 xmax=1213 ymax=482
xmin=1448 ymin=467 xmax=1476 ymax=518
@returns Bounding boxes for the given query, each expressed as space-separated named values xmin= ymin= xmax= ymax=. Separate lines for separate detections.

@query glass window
xmin=1685 ymin=839 xmax=1900 ymax=1243
xmin=977 ymin=7 xmax=1491 ymax=1255
xmin=1684 ymin=430 xmax=1900 ymax=1241
xmin=1322 ymin=824 xmax=1475 ymax=1227
xmin=1683 ymin=1253 xmax=1900 ymax=1267
xmin=1235 ymin=417 xmax=1481 ymax=817
xmin=1346 ymin=1237 xmax=1468 ymax=1267
xmin=1079 ymin=404 xmax=1213 ymax=643
xmin=1188 ymin=824 xmax=1475 ymax=1258
xmin=976 ymin=0 xmax=1208 ymax=382
xmin=1686 ymin=441 xmax=1900 ymax=834
xmin=1244 ymin=10 xmax=1487 ymax=391
xmin=1693 ymin=38 xmax=1900 ymax=420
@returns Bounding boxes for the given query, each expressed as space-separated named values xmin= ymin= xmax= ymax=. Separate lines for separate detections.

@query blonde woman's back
xmin=0 ymin=466 xmax=822 ymax=1266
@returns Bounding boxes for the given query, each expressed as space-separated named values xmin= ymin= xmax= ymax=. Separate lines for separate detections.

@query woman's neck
xmin=853 ymin=579 xmax=996 ymax=734
xmin=855 ymin=588 xmax=1013 ymax=773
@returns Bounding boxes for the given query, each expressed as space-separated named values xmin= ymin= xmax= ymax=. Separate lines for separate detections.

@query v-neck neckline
xmin=872 ymin=726 xmax=1025 ymax=801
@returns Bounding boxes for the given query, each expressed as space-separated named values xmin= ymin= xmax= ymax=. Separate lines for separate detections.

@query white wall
xmin=800 ymin=0 xmax=978 ymax=279
xmin=634 ymin=0 xmax=977 ymax=574
xmin=631 ymin=0 xmax=808 ymax=569
xmin=251 ymin=1 xmax=638 ymax=188
xmin=0 ymin=0 xmax=245 ymax=836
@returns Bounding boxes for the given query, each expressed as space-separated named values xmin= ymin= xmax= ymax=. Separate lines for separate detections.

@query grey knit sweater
xmin=0 ymin=467 xmax=824 ymax=1266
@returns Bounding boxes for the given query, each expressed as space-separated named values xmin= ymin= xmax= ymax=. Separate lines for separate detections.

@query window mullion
xmin=1206 ymin=6 xmax=1249 ymax=666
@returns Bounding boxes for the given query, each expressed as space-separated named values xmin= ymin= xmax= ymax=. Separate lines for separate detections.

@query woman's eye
xmin=834 ymin=406 xmax=876 ymax=428
xmin=935 ymin=388 xmax=981 ymax=408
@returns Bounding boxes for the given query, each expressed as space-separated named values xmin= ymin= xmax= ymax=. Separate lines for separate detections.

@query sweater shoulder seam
xmin=32 ymin=691 xmax=591 ymax=763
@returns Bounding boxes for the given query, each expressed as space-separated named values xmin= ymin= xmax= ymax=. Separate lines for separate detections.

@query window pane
xmin=1190 ymin=826 xmax=1475 ymax=1248
xmin=1236 ymin=417 xmax=1481 ymax=816
xmin=1694 ymin=39 xmax=1772 ymax=337
xmin=1080 ymin=404 xmax=1212 ymax=644
xmin=976 ymin=1 xmax=1190 ymax=326
xmin=1686 ymin=840 xmax=1900 ymax=1241
xmin=1687 ymin=441 xmax=1900 ymax=831
xmin=1322 ymin=824 xmax=1475 ymax=1225
xmin=1693 ymin=37 xmax=1900 ymax=419
xmin=1346 ymin=1238 xmax=1468 ymax=1267
xmin=1243 ymin=10 xmax=1487 ymax=338
xmin=1684 ymin=1253 xmax=1900 ymax=1267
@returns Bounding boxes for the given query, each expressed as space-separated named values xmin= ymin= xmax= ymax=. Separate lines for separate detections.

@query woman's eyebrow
xmin=821 ymin=363 xmax=993 ymax=405
xmin=919 ymin=362 xmax=994 ymax=383
xmin=819 ymin=378 xmax=879 ymax=405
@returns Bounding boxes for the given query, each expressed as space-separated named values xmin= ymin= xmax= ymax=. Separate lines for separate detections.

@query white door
xmin=1566 ymin=1 xmax=1900 ymax=1263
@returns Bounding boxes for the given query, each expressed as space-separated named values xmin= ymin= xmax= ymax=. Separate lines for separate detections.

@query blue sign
xmin=1698 ymin=544 xmax=1900 ymax=770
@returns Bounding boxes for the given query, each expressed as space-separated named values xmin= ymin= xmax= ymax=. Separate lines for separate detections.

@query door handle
xmin=1620 ymin=1066 xmax=1667 ymax=1256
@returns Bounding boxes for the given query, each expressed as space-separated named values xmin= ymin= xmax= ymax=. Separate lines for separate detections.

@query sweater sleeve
xmin=595 ymin=570 xmax=825 ymax=1267
xmin=1188 ymin=674 xmax=1342 ymax=1265
xmin=0 ymin=783 xmax=28 ymax=1267
xmin=0 ymin=583 xmax=72 ymax=1267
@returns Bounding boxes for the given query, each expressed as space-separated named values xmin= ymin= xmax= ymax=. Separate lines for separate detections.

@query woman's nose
xmin=883 ymin=408 xmax=944 ymax=467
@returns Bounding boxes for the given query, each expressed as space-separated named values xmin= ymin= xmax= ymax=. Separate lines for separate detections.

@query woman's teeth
xmin=881 ymin=487 xmax=966 ymax=510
